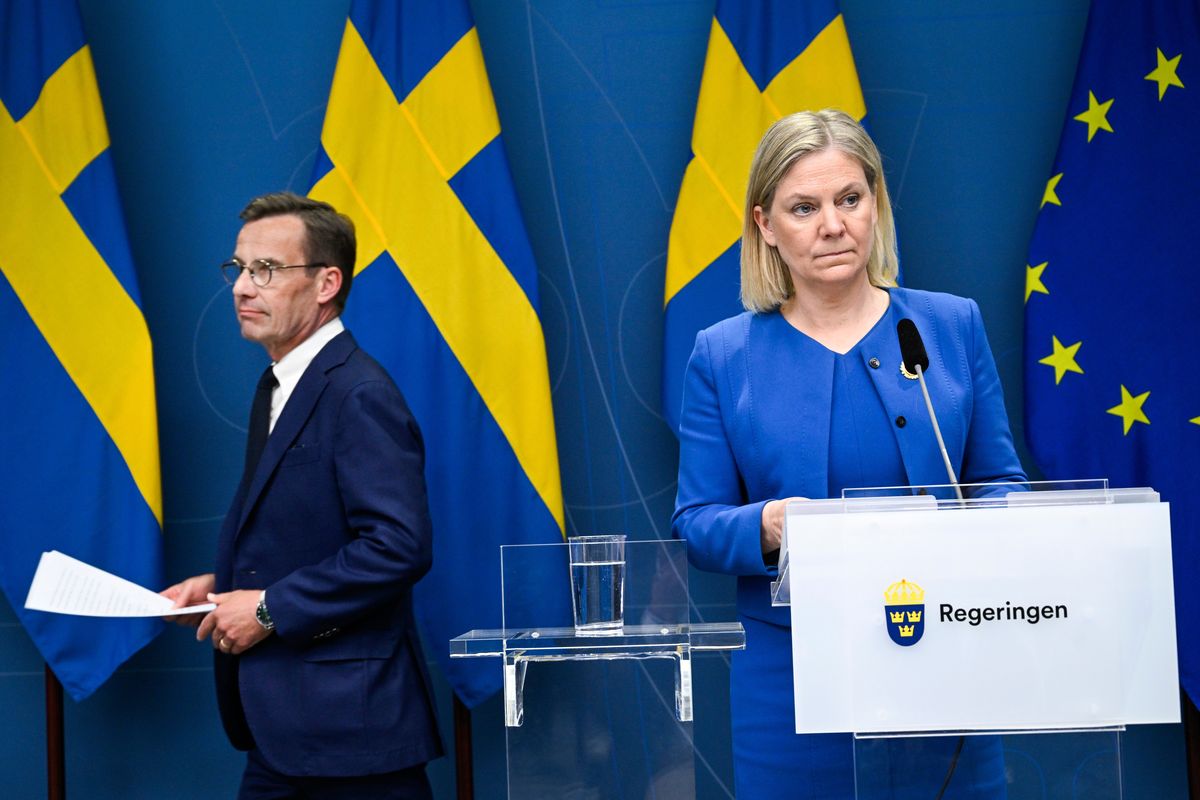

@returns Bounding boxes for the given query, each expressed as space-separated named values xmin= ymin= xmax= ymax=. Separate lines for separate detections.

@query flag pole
xmin=45 ymin=664 xmax=66 ymax=800
xmin=453 ymin=695 xmax=473 ymax=800
xmin=1184 ymin=689 xmax=1200 ymax=800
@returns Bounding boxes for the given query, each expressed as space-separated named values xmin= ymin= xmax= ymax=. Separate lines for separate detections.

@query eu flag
xmin=1024 ymin=0 xmax=1199 ymax=703
xmin=0 ymin=0 xmax=164 ymax=700
xmin=309 ymin=0 xmax=565 ymax=707
xmin=662 ymin=0 xmax=867 ymax=431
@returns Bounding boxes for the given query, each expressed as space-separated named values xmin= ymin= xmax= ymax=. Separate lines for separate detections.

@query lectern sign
xmin=786 ymin=498 xmax=1178 ymax=735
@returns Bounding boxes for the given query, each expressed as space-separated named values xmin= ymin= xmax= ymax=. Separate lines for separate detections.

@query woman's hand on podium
xmin=761 ymin=497 xmax=806 ymax=556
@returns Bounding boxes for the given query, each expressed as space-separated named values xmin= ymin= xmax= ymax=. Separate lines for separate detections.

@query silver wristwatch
xmin=255 ymin=590 xmax=275 ymax=632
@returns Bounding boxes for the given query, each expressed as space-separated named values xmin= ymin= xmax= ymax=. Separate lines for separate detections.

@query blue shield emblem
xmin=884 ymin=580 xmax=925 ymax=647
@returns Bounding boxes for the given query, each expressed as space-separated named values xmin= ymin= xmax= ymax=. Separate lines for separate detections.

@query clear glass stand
xmin=450 ymin=538 xmax=744 ymax=799
xmin=450 ymin=622 xmax=743 ymax=727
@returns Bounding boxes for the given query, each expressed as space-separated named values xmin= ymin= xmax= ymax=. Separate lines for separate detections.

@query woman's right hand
xmin=761 ymin=497 xmax=806 ymax=556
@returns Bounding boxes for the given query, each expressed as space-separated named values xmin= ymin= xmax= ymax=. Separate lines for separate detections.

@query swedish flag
xmin=0 ymin=0 xmax=163 ymax=699
xmin=1024 ymin=0 xmax=1199 ymax=703
xmin=662 ymin=0 xmax=867 ymax=431
xmin=310 ymin=0 xmax=564 ymax=706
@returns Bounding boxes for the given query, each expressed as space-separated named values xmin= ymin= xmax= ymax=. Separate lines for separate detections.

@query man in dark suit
xmin=164 ymin=192 xmax=443 ymax=798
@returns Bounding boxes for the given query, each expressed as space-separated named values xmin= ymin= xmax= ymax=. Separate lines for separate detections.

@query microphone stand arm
xmin=915 ymin=364 xmax=964 ymax=503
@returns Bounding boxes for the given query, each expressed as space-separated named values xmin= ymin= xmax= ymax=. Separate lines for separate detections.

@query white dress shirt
xmin=268 ymin=317 xmax=345 ymax=432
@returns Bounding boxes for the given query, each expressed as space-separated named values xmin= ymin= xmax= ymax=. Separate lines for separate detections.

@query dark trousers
xmin=237 ymin=749 xmax=433 ymax=800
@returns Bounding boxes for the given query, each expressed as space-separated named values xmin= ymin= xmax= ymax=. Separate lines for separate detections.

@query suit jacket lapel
xmin=861 ymin=295 xmax=946 ymax=491
xmin=750 ymin=313 xmax=833 ymax=500
xmin=861 ymin=331 xmax=930 ymax=490
xmin=235 ymin=330 xmax=358 ymax=536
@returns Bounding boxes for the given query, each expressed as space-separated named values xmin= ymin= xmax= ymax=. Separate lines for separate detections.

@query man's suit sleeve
xmin=671 ymin=329 xmax=772 ymax=577
xmin=264 ymin=377 xmax=433 ymax=641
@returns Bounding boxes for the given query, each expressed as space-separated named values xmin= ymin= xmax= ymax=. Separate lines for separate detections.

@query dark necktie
xmin=243 ymin=365 xmax=278 ymax=478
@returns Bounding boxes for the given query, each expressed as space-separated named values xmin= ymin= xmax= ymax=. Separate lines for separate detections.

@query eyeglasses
xmin=220 ymin=259 xmax=327 ymax=288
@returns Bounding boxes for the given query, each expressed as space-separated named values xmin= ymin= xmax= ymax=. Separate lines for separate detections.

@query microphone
xmin=896 ymin=318 xmax=929 ymax=375
xmin=896 ymin=319 xmax=963 ymax=502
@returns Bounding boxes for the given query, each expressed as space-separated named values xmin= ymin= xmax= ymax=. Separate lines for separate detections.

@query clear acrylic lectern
xmin=771 ymin=480 xmax=1179 ymax=799
xmin=451 ymin=538 xmax=744 ymax=798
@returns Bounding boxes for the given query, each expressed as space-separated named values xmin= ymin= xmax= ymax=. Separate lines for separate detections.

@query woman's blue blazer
xmin=672 ymin=287 xmax=1027 ymax=626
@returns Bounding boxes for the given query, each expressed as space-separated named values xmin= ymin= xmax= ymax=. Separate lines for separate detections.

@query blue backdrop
xmin=0 ymin=1 xmax=1187 ymax=797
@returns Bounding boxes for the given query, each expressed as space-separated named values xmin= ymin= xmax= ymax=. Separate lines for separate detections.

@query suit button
xmin=895 ymin=416 xmax=907 ymax=428
xmin=868 ymin=357 xmax=880 ymax=369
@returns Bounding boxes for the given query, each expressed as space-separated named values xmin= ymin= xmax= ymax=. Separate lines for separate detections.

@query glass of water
xmin=568 ymin=534 xmax=626 ymax=636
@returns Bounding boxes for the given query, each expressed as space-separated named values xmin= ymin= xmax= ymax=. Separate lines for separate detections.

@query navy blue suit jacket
xmin=214 ymin=329 xmax=443 ymax=777
xmin=672 ymin=288 xmax=1027 ymax=626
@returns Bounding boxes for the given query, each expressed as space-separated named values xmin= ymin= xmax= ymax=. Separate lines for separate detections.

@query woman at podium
xmin=671 ymin=109 xmax=1026 ymax=797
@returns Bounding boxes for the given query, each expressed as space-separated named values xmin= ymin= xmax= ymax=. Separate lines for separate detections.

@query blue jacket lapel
xmin=861 ymin=294 xmax=963 ymax=491
xmin=236 ymin=330 xmax=358 ymax=535
xmin=748 ymin=313 xmax=833 ymax=500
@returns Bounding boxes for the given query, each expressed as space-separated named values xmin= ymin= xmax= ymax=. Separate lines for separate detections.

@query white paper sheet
xmin=23 ymin=550 xmax=215 ymax=618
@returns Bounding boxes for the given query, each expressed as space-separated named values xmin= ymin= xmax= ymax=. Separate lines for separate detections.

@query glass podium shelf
xmin=451 ymin=622 xmax=744 ymax=726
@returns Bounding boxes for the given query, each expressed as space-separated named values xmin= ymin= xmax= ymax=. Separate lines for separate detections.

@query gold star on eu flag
xmin=1074 ymin=91 xmax=1114 ymax=141
xmin=1026 ymin=262 xmax=1050 ymax=303
xmin=1145 ymin=48 xmax=1184 ymax=100
xmin=1038 ymin=336 xmax=1082 ymax=384
xmin=1041 ymin=174 xmax=1062 ymax=208
xmin=1106 ymin=385 xmax=1150 ymax=435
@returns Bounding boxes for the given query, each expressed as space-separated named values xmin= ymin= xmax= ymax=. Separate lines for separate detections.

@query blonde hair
xmin=740 ymin=109 xmax=898 ymax=313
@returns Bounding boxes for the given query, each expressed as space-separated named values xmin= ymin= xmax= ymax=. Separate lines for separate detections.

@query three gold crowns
xmin=884 ymin=579 xmax=925 ymax=637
